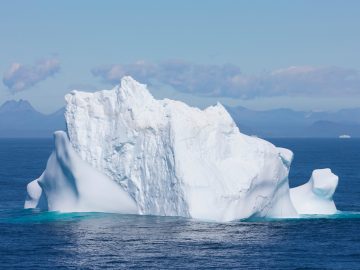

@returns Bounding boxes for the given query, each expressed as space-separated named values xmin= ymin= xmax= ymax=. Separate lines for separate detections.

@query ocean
xmin=0 ymin=138 xmax=359 ymax=269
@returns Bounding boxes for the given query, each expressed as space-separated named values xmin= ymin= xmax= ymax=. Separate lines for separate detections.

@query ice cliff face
xmin=25 ymin=77 xmax=339 ymax=221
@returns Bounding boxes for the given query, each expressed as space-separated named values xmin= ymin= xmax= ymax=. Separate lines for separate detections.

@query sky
xmin=1 ymin=0 xmax=360 ymax=113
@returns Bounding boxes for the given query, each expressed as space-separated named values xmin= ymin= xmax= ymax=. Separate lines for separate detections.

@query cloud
xmin=92 ymin=61 xmax=360 ymax=99
xmin=3 ymin=58 xmax=60 ymax=92
xmin=91 ymin=60 xmax=157 ymax=85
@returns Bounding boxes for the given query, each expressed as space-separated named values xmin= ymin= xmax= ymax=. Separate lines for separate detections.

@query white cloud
xmin=91 ymin=61 xmax=157 ymax=85
xmin=92 ymin=61 xmax=360 ymax=99
xmin=3 ymin=58 xmax=60 ymax=92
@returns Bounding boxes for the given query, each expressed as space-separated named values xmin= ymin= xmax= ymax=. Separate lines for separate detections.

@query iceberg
xmin=290 ymin=168 xmax=338 ymax=215
xmin=24 ymin=76 xmax=339 ymax=221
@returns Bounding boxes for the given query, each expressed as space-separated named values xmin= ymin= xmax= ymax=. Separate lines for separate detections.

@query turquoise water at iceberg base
xmin=0 ymin=138 xmax=359 ymax=269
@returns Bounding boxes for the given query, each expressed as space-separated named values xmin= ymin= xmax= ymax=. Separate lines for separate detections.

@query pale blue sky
xmin=1 ymin=0 xmax=360 ymax=113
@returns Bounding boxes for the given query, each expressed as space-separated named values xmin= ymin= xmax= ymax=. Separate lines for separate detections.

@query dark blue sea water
xmin=0 ymin=138 xmax=359 ymax=269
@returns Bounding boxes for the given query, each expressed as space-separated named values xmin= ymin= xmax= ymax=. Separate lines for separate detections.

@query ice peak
xmin=120 ymin=75 xmax=142 ymax=87
xmin=117 ymin=76 xmax=154 ymax=103
xmin=213 ymin=102 xmax=231 ymax=116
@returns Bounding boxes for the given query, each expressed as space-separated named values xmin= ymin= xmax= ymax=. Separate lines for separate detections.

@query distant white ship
xmin=339 ymin=134 xmax=351 ymax=139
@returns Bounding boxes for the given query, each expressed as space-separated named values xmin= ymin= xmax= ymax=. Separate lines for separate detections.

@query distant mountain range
xmin=0 ymin=99 xmax=359 ymax=138
xmin=0 ymin=100 xmax=65 ymax=138
xmin=226 ymin=106 xmax=360 ymax=138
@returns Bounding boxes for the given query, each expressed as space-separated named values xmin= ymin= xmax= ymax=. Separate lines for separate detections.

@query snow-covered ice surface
xmin=25 ymin=77 xmax=340 ymax=222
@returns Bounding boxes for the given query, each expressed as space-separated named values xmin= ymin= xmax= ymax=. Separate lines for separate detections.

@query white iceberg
xmin=290 ymin=168 xmax=339 ymax=215
xmin=25 ymin=77 xmax=339 ymax=221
